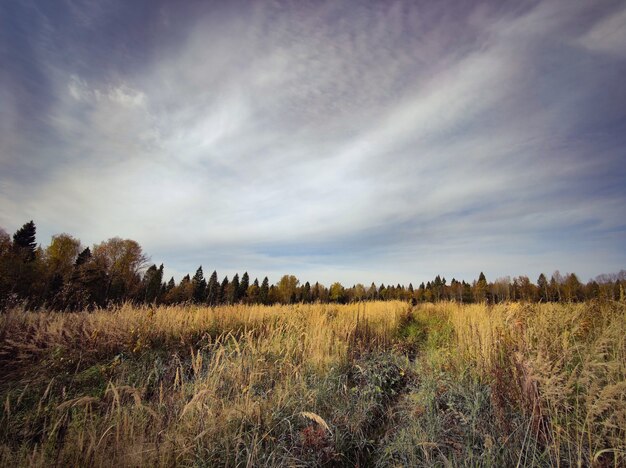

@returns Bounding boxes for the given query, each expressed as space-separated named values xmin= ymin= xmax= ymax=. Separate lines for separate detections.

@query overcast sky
xmin=1 ymin=0 xmax=625 ymax=285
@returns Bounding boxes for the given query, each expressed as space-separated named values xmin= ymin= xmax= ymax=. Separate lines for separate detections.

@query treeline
xmin=1 ymin=221 xmax=625 ymax=310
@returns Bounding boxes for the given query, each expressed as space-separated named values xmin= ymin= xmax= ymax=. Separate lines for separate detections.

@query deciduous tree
xmin=277 ymin=275 xmax=299 ymax=304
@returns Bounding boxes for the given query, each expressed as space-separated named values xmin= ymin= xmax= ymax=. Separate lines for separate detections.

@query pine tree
xmin=192 ymin=266 xmax=207 ymax=303
xmin=206 ymin=270 xmax=219 ymax=306
xmin=13 ymin=220 xmax=37 ymax=262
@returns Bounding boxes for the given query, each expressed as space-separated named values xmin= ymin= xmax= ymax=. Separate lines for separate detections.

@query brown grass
xmin=0 ymin=301 xmax=624 ymax=467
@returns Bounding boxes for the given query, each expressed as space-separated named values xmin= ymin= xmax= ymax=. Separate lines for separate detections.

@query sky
xmin=1 ymin=0 xmax=626 ymax=286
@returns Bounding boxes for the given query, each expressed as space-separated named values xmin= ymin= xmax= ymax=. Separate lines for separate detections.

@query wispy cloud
xmin=1 ymin=0 xmax=625 ymax=284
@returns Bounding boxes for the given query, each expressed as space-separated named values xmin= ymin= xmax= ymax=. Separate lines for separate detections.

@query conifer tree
xmin=239 ymin=272 xmax=249 ymax=301
xmin=246 ymin=278 xmax=260 ymax=304
xmin=537 ymin=273 xmax=549 ymax=302
xmin=180 ymin=274 xmax=192 ymax=301
xmin=75 ymin=247 xmax=92 ymax=267
xmin=230 ymin=273 xmax=240 ymax=303
xmin=475 ymin=272 xmax=488 ymax=303
xmin=302 ymin=281 xmax=311 ymax=303
xmin=143 ymin=264 xmax=163 ymax=303
xmin=13 ymin=220 xmax=37 ymax=262
xmin=219 ymin=276 xmax=229 ymax=304
xmin=260 ymin=276 xmax=269 ymax=304
xmin=63 ymin=248 xmax=107 ymax=310
xmin=192 ymin=266 xmax=206 ymax=303
xmin=378 ymin=283 xmax=386 ymax=300
xmin=368 ymin=282 xmax=377 ymax=300
xmin=311 ymin=282 xmax=321 ymax=302
xmin=157 ymin=264 xmax=164 ymax=286
xmin=46 ymin=273 xmax=64 ymax=308
xmin=206 ymin=270 xmax=219 ymax=306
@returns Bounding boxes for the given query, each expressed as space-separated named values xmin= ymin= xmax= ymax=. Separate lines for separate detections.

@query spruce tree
xmin=75 ymin=247 xmax=92 ymax=266
xmin=312 ymin=282 xmax=320 ymax=302
xmin=143 ymin=265 xmax=158 ymax=302
xmin=192 ymin=266 xmax=207 ymax=303
xmin=206 ymin=270 xmax=219 ymax=306
xmin=239 ymin=272 xmax=249 ymax=302
xmin=260 ymin=277 xmax=269 ymax=304
xmin=230 ymin=273 xmax=240 ymax=303
xmin=142 ymin=264 xmax=164 ymax=303
xmin=219 ymin=276 xmax=229 ymax=304
xmin=302 ymin=281 xmax=311 ymax=303
xmin=475 ymin=272 xmax=488 ymax=303
xmin=368 ymin=282 xmax=377 ymax=300
xmin=378 ymin=283 xmax=386 ymax=300
xmin=537 ymin=273 xmax=548 ymax=302
xmin=157 ymin=264 xmax=164 ymax=288
xmin=13 ymin=220 xmax=37 ymax=262
xmin=63 ymin=251 xmax=107 ymax=310
xmin=47 ymin=273 xmax=64 ymax=308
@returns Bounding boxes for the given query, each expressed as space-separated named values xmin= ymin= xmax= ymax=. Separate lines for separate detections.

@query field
xmin=0 ymin=301 xmax=624 ymax=467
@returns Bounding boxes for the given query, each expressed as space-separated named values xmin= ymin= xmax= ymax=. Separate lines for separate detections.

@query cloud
xmin=1 ymin=0 xmax=625 ymax=284
xmin=579 ymin=4 xmax=626 ymax=57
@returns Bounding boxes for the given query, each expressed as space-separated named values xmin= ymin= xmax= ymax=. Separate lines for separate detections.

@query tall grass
xmin=0 ymin=302 xmax=407 ymax=466
xmin=380 ymin=301 xmax=626 ymax=467
xmin=0 ymin=301 xmax=624 ymax=466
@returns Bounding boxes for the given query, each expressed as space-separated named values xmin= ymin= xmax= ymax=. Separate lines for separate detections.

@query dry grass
xmin=380 ymin=301 xmax=626 ymax=467
xmin=0 ymin=301 xmax=624 ymax=466
xmin=0 ymin=302 xmax=407 ymax=466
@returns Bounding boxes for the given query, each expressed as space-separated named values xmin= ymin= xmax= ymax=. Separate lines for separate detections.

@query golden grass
xmin=414 ymin=301 xmax=626 ymax=466
xmin=0 ymin=300 xmax=624 ymax=467
xmin=0 ymin=301 xmax=407 ymax=466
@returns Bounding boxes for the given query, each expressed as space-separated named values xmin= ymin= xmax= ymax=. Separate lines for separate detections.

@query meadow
xmin=0 ymin=301 xmax=624 ymax=467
